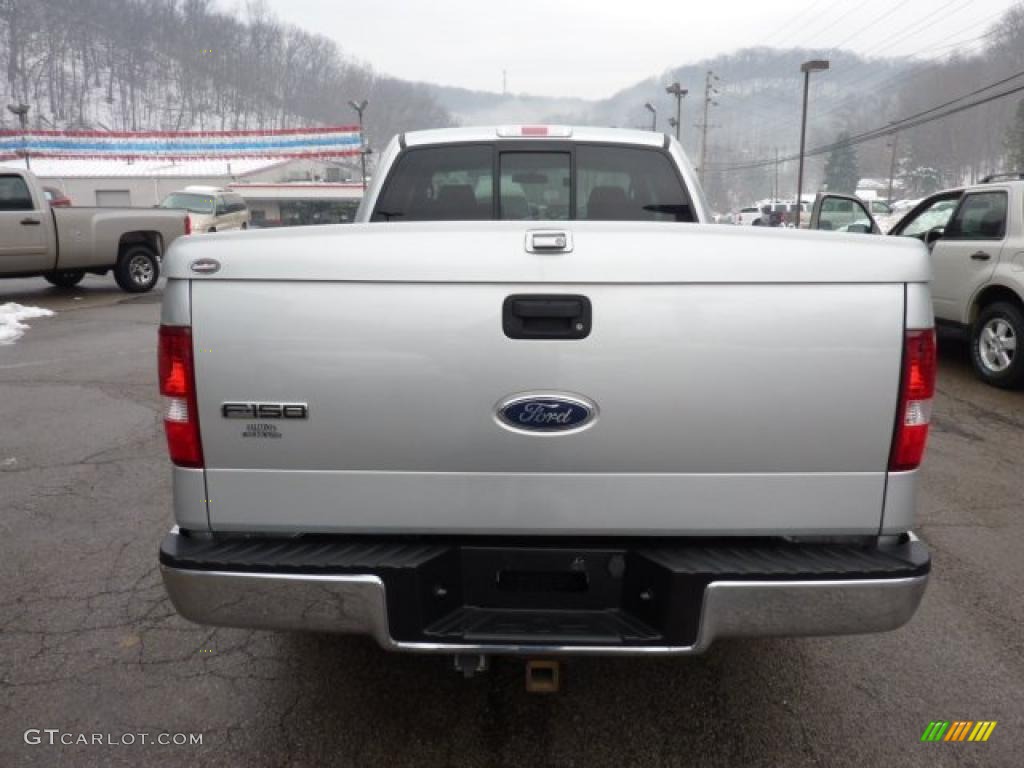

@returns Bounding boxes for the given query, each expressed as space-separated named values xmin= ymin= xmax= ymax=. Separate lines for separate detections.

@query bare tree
xmin=0 ymin=0 xmax=453 ymax=142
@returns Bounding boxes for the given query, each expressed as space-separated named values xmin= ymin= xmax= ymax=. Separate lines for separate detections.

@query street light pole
xmin=887 ymin=128 xmax=899 ymax=204
xmin=347 ymin=99 xmax=368 ymax=190
xmin=795 ymin=59 xmax=829 ymax=229
xmin=6 ymin=103 xmax=30 ymax=169
xmin=643 ymin=102 xmax=657 ymax=132
xmin=665 ymin=82 xmax=688 ymax=142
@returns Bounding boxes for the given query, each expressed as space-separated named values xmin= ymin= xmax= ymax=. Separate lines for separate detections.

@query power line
xmin=790 ymin=5 xmax=864 ymax=49
xmin=738 ymin=0 xmax=982 ymax=139
xmin=765 ymin=0 xmax=856 ymax=49
xmin=733 ymin=1 xmax=1003 ymax=141
xmin=873 ymin=68 xmax=1024 ymax=135
xmin=853 ymin=0 xmax=974 ymax=58
xmin=709 ymin=71 xmax=1024 ymax=172
xmin=732 ymin=0 xmax=992 ymax=140
xmin=823 ymin=4 xmax=910 ymax=52
xmin=759 ymin=0 xmax=833 ymax=47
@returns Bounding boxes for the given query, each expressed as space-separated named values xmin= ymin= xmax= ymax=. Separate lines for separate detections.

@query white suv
xmin=159 ymin=186 xmax=250 ymax=233
xmin=811 ymin=174 xmax=1024 ymax=388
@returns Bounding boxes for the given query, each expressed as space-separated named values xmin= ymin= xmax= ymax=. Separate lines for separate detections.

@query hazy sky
xmin=265 ymin=0 xmax=1020 ymax=99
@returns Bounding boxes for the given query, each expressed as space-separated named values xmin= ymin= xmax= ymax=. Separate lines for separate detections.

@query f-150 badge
xmin=222 ymin=402 xmax=308 ymax=419
xmin=496 ymin=393 xmax=597 ymax=434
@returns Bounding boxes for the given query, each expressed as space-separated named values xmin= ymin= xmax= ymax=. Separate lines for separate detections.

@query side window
xmin=215 ymin=197 xmax=228 ymax=216
xmin=0 ymin=174 xmax=35 ymax=211
xmin=371 ymin=145 xmax=493 ymax=221
xmin=227 ymin=195 xmax=246 ymax=213
xmin=816 ymin=196 xmax=872 ymax=232
xmin=944 ymin=191 xmax=1007 ymax=240
xmin=499 ymin=152 xmax=570 ymax=221
xmin=898 ymin=198 xmax=959 ymax=238
xmin=576 ymin=146 xmax=693 ymax=221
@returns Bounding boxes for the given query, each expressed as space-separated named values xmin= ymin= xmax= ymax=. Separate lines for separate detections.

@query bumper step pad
xmin=425 ymin=607 xmax=662 ymax=644
xmin=161 ymin=532 xmax=929 ymax=648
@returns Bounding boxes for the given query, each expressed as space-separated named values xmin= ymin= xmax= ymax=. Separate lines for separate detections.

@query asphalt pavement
xmin=1 ymin=274 xmax=1021 ymax=767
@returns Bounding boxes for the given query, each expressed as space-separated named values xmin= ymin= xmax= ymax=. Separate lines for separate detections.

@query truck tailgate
xmin=179 ymin=223 xmax=928 ymax=535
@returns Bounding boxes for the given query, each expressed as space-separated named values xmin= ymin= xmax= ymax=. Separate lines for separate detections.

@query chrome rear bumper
xmin=160 ymin=565 xmax=928 ymax=656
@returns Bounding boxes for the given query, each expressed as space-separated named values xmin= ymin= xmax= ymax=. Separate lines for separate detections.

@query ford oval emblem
xmin=496 ymin=393 xmax=597 ymax=434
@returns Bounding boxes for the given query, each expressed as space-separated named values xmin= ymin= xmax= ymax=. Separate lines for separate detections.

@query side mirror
xmin=924 ymin=227 xmax=944 ymax=247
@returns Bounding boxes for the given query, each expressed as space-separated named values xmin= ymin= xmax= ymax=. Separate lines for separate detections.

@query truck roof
xmin=402 ymin=125 xmax=668 ymax=148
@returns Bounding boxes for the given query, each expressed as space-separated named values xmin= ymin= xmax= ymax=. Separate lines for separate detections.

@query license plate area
xmin=412 ymin=546 xmax=666 ymax=646
xmin=462 ymin=547 xmax=622 ymax=610
xmin=497 ymin=569 xmax=589 ymax=593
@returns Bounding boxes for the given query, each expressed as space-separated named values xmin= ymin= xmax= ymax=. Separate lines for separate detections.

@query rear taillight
xmin=889 ymin=329 xmax=936 ymax=471
xmin=158 ymin=325 xmax=203 ymax=467
xmin=184 ymin=215 xmax=192 ymax=235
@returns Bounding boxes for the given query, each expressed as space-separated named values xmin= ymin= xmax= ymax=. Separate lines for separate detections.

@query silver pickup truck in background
xmin=0 ymin=167 xmax=188 ymax=292
xmin=158 ymin=126 xmax=935 ymax=661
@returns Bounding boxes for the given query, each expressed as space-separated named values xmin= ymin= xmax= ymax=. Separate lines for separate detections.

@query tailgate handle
xmin=526 ymin=230 xmax=573 ymax=253
xmin=503 ymin=294 xmax=591 ymax=340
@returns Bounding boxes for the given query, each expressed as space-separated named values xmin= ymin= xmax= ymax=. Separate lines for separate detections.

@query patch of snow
xmin=0 ymin=303 xmax=55 ymax=345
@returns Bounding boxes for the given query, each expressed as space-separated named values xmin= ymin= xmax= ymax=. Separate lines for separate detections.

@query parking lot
xmin=1 ymin=275 xmax=1021 ymax=767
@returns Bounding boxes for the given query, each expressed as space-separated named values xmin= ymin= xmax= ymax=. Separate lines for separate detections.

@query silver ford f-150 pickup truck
xmin=158 ymin=126 xmax=934 ymax=659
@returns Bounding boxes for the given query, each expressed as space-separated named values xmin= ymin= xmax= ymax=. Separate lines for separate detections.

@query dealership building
xmin=24 ymin=157 xmax=363 ymax=226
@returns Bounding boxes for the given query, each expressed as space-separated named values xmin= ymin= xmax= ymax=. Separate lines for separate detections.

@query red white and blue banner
xmin=0 ymin=125 xmax=362 ymax=161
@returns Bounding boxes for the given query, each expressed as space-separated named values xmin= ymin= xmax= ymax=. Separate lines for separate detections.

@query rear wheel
xmin=114 ymin=245 xmax=160 ymax=293
xmin=970 ymin=301 xmax=1024 ymax=388
xmin=44 ymin=270 xmax=85 ymax=288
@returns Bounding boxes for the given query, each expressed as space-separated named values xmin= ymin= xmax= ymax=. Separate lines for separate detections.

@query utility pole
xmin=502 ymin=70 xmax=507 ymax=96
xmin=347 ymin=99 xmax=368 ymax=190
xmin=887 ymin=129 xmax=899 ymax=203
xmin=6 ymin=103 xmax=30 ymax=169
xmin=697 ymin=71 xmax=719 ymax=185
xmin=774 ymin=147 xmax=780 ymax=200
xmin=665 ymin=82 xmax=688 ymax=142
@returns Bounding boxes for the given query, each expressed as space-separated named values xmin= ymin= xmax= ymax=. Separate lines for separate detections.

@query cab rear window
xmin=576 ymin=146 xmax=692 ymax=222
xmin=372 ymin=145 xmax=493 ymax=221
xmin=371 ymin=143 xmax=694 ymax=223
